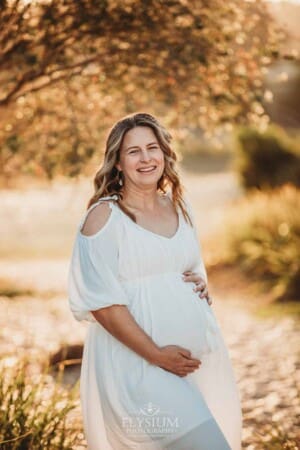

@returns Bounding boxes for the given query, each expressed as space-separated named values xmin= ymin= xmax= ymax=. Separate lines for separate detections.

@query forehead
xmin=121 ymin=126 xmax=158 ymax=149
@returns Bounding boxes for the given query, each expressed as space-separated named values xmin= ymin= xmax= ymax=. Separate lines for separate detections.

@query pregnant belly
xmin=122 ymin=273 xmax=221 ymax=360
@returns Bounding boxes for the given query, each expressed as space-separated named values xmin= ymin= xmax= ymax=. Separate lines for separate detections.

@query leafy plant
xmin=0 ymin=358 xmax=82 ymax=449
xmin=217 ymin=184 xmax=300 ymax=302
xmin=234 ymin=125 xmax=300 ymax=190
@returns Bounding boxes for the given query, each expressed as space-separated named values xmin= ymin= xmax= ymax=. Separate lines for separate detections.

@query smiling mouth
xmin=137 ymin=166 xmax=157 ymax=173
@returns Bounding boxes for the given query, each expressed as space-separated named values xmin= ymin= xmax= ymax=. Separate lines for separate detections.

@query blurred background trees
xmin=0 ymin=0 xmax=284 ymax=181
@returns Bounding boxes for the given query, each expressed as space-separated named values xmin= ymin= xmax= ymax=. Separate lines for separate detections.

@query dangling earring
xmin=118 ymin=171 xmax=123 ymax=186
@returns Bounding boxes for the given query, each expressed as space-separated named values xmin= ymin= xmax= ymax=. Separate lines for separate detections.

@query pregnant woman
xmin=68 ymin=112 xmax=242 ymax=449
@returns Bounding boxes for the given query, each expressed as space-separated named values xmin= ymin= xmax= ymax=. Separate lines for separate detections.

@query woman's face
xmin=116 ymin=126 xmax=165 ymax=190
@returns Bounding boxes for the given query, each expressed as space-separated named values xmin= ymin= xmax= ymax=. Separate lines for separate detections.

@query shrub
xmin=217 ymin=184 xmax=300 ymax=302
xmin=0 ymin=358 xmax=82 ymax=449
xmin=233 ymin=125 xmax=300 ymax=190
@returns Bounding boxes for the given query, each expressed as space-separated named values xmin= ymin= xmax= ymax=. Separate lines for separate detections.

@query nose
xmin=140 ymin=148 xmax=152 ymax=162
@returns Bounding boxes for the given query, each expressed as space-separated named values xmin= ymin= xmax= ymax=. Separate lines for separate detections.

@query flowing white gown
xmin=68 ymin=193 xmax=242 ymax=450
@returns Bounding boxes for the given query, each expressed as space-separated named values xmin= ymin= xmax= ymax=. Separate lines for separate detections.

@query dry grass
xmin=0 ymin=358 xmax=84 ymax=449
xmin=208 ymin=184 xmax=300 ymax=303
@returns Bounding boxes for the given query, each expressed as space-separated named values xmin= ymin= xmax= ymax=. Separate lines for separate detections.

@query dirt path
xmin=213 ymin=295 xmax=299 ymax=447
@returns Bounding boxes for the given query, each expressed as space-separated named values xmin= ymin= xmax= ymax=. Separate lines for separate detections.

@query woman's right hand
xmin=155 ymin=345 xmax=201 ymax=377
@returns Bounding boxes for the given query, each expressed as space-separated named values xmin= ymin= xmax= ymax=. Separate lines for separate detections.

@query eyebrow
xmin=125 ymin=142 xmax=158 ymax=152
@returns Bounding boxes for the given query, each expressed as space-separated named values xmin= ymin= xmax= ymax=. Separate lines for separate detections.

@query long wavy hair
xmin=87 ymin=112 xmax=193 ymax=226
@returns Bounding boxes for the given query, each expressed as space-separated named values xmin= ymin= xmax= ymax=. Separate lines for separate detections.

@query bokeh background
xmin=0 ymin=0 xmax=299 ymax=448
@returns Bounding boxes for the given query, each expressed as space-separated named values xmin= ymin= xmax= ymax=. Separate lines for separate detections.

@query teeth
xmin=138 ymin=166 xmax=156 ymax=172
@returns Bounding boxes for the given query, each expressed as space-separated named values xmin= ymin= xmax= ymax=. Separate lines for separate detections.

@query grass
xmin=0 ymin=357 xmax=83 ymax=449
xmin=211 ymin=184 xmax=300 ymax=303
xmin=0 ymin=277 xmax=35 ymax=298
xmin=207 ymin=263 xmax=300 ymax=322
xmin=0 ymin=277 xmax=58 ymax=299
xmin=254 ymin=300 xmax=300 ymax=321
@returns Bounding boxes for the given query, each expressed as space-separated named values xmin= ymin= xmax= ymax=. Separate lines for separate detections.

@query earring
xmin=118 ymin=171 xmax=123 ymax=186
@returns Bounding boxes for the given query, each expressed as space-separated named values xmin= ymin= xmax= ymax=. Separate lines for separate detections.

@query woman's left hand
xmin=182 ymin=271 xmax=212 ymax=306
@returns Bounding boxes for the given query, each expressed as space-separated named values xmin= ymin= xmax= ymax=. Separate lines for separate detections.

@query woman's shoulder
xmin=77 ymin=195 xmax=120 ymax=241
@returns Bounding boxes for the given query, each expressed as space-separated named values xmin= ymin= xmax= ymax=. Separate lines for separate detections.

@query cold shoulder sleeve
xmin=183 ymin=194 xmax=208 ymax=284
xmin=67 ymin=199 xmax=130 ymax=323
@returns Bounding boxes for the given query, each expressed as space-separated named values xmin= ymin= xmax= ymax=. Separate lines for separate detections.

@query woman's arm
xmin=92 ymin=305 xmax=201 ymax=377
xmin=92 ymin=305 xmax=161 ymax=364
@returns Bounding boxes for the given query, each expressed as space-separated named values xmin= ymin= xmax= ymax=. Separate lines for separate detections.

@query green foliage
xmin=0 ymin=0 xmax=284 ymax=182
xmin=254 ymin=301 xmax=300 ymax=320
xmin=0 ymin=359 xmax=81 ymax=449
xmin=218 ymin=184 xmax=300 ymax=302
xmin=0 ymin=0 xmax=282 ymax=112
xmin=233 ymin=125 xmax=300 ymax=190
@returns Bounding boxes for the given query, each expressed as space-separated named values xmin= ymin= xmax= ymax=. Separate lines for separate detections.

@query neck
xmin=119 ymin=189 xmax=167 ymax=211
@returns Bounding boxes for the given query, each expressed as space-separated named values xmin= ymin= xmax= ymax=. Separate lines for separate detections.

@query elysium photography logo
xmin=122 ymin=402 xmax=180 ymax=437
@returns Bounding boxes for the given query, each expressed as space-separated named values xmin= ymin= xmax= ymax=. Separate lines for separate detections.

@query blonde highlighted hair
xmin=87 ymin=112 xmax=193 ymax=226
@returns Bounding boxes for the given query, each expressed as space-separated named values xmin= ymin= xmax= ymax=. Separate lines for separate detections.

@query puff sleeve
xmin=183 ymin=195 xmax=208 ymax=284
xmin=67 ymin=201 xmax=130 ymax=323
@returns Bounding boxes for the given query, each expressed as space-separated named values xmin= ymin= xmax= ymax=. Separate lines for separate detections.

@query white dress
xmin=68 ymin=193 xmax=242 ymax=450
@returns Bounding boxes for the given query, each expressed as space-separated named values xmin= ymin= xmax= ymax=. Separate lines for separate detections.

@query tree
xmin=0 ymin=0 xmax=285 ymax=181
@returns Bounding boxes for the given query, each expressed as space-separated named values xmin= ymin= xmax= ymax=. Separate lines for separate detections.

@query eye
xmin=129 ymin=149 xmax=139 ymax=154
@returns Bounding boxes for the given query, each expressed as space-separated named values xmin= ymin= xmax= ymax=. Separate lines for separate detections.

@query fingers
xmin=206 ymin=295 xmax=213 ymax=306
xmin=163 ymin=345 xmax=202 ymax=377
xmin=182 ymin=272 xmax=213 ymax=305
xmin=182 ymin=271 xmax=201 ymax=283
xmin=178 ymin=349 xmax=201 ymax=364
xmin=193 ymin=283 xmax=208 ymax=298
xmin=175 ymin=367 xmax=198 ymax=377
xmin=184 ymin=360 xmax=201 ymax=368
xmin=178 ymin=348 xmax=192 ymax=359
xmin=182 ymin=272 xmax=206 ymax=293
xmin=177 ymin=363 xmax=201 ymax=377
